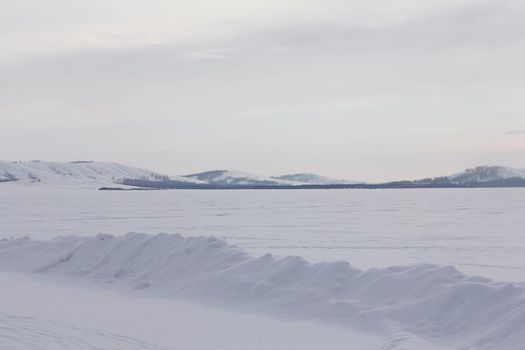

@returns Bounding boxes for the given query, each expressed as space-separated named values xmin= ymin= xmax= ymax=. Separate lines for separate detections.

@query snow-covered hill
xmin=0 ymin=160 xmax=200 ymax=187
xmin=272 ymin=173 xmax=357 ymax=185
xmin=182 ymin=170 xmax=306 ymax=186
xmin=6 ymin=161 xmax=523 ymax=189
xmin=181 ymin=170 xmax=359 ymax=186
xmin=448 ymin=166 xmax=525 ymax=184
xmin=0 ymin=162 xmax=357 ymax=188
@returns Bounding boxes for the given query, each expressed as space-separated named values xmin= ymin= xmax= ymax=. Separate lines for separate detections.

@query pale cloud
xmin=0 ymin=0 xmax=491 ymax=57
xmin=0 ymin=0 xmax=524 ymax=179
xmin=153 ymin=150 xmax=176 ymax=157
xmin=505 ymin=130 xmax=525 ymax=135
xmin=182 ymin=48 xmax=237 ymax=61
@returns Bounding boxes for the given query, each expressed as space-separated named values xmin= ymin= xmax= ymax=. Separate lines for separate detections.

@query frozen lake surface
xmin=1 ymin=186 xmax=524 ymax=281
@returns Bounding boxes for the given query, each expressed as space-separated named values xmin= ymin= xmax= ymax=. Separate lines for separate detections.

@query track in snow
xmin=0 ymin=314 xmax=165 ymax=350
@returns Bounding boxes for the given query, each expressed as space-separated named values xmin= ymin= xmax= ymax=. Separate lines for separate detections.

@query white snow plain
xmin=0 ymin=270 xmax=389 ymax=350
xmin=1 ymin=186 xmax=525 ymax=281
xmin=1 ymin=186 xmax=525 ymax=349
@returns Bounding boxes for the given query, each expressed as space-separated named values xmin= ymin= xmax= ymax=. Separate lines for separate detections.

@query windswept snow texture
xmin=0 ymin=315 xmax=165 ymax=350
xmin=0 ymin=160 xmax=201 ymax=187
xmin=1 ymin=233 xmax=525 ymax=350
xmin=272 ymin=173 xmax=358 ymax=185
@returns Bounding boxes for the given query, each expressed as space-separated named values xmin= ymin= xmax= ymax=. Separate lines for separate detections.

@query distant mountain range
xmin=368 ymin=166 xmax=525 ymax=189
xmin=1 ymin=161 xmax=525 ymax=189
xmin=0 ymin=161 xmax=357 ymax=188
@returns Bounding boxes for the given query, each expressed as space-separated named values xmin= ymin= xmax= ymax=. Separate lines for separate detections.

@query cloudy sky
xmin=1 ymin=0 xmax=524 ymax=181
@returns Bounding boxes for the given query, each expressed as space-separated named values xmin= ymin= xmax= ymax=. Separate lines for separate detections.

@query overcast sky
xmin=1 ymin=0 xmax=524 ymax=181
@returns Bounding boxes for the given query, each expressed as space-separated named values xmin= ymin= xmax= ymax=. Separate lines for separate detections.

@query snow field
xmin=1 ymin=233 xmax=524 ymax=350
xmin=0 ymin=314 xmax=164 ymax=350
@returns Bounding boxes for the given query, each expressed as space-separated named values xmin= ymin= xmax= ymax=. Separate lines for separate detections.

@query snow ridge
xmin=0 ymin=233 xmax=524 ymax=350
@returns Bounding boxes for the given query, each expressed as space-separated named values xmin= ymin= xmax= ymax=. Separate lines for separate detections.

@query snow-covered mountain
xmin=272 ymin=173 xmax=358 ymax=185
xmin=448 ymin=166 xmax=525 ymax=184
xmin=180 ymin=166 xmax=525 ymax=188
xmin=6 ymin=161 xmax=522 ymax=189
xmin=0 ymin=162 xmax=356 ymax=188
xmin=181 ymin=170 xmax=305 ymax=186
xmin=0 ymin=160 xmax=200 ymax=187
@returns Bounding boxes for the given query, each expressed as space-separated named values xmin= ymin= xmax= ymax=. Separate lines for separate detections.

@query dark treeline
xmin=117 ymin=177 xmax=525 ymax=190
xmin=119 ymin=178 xmax=362 ymax=189
xmin=1 ymin=171 xmax=18 ymax=183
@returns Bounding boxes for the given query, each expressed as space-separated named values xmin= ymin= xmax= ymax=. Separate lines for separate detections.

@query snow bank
xmin=1 ymin=233 xmax=524 ymax=349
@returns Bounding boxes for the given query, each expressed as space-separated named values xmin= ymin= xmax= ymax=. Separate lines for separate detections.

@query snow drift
xmin=1 ymin=233 xmax=524 ymax=350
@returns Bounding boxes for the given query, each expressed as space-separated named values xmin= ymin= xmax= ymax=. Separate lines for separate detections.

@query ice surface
xmin=1 ymin=186 xmax=525 ymax=349
xmin=1 ymin=233 xmax=524 ymax=350
xmin=1 ymin=187 xmax=524 ymax=281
